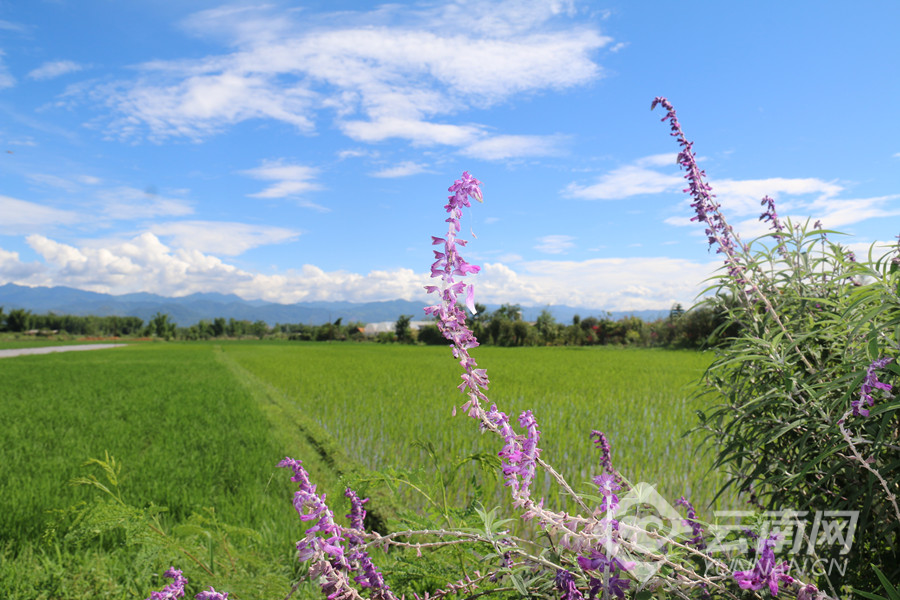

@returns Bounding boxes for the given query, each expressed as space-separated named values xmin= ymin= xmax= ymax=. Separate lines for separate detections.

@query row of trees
xmin=0 ymin=307 xmax=146 ymax=336
xmin=0 ymin=306 xmax=368 ymax=342
xmin=406 ymin=302 xmax=733 ymax=349
xmin=1 ymin=303 xmax=730 ymax=348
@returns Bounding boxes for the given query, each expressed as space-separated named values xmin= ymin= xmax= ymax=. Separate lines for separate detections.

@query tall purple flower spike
xmin=652 ymin=97 xmax=748 ymax=288
xmin=425 ymin=173 xmax=541 ymax=506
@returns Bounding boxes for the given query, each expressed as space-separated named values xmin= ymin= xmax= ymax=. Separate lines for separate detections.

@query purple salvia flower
xmin=345 ymin=488 xmax=368 ymax=530
xmin=555 ymin=569 xmax=584 ymax=600
xmin=853 ymin=357 xmax=893 ymax=417
xmin=592 ymin=473 xmax=620 ymax=513
xmin=194 ymin=589 xmax=228 ymax=600
xmin=310 ymin=560 xmax=367 ymax=600
xmin=425 ymin=174 xmax=545 ymax=509
xmin=590 ymin=430 xmax=624 ymax=488
xmin=344 ymin=488 xmax=392 ymax=596
xmin=652 ymin=97 xmax=750 ymax=292
xmin=280 ymin=458 xmax=392 ymax=599
xmin=484 ymin=404 xmax=542 ymax=505
xmin=277 ymin=457 xmax=350 ymax=570
xmin=424 ymin=172 xmax=488 ymax=418
xmin=759 ymin=196 xmax=788 ymax=257
xmin=798 ymin=584 xmax=819 ymax=600
xmin=675 ymin=496 xmax=707 ymax=551
xmin=516 ymin=410 xmax=541 ymax=499
xmin=733 ymin=535 xmax=794 ymax=596
xmin=577 ymin=549 xmax=634 ymax=574
xmin=146 ymin=567 xmax=187 ymax=600
xmin=587 ymin=575 xmax=630 ymax=600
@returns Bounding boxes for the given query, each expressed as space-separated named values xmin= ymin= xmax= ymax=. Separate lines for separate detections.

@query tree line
xmin=0 ymin=302 xmax=731 ymax=348
xmin=402 ymin=302 xmax=732 ymax=349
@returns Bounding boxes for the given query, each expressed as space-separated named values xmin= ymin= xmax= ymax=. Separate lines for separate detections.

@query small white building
xmin=363 ymin=320 xmax=433 ymax=336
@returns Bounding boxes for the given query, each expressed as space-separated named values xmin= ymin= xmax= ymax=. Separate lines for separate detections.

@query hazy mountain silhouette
xmin=0 ymin=283 xmax=667 ymax=326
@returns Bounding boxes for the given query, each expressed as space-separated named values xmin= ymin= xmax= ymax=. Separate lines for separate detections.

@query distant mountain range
xmin=0 ymin=283 xmax=668 ymax=327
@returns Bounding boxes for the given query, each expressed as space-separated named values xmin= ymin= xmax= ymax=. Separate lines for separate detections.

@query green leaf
xmin=872 ymin=564 xmax=900 ymax=600
xmin=509 ymin=571 xmax=529 ymax=597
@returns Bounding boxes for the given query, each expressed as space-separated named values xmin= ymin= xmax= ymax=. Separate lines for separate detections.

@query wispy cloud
xmin=340 ymin=118 xmax=481 ymax=146
xmin=241 ymin=160 xmax=325 ymax=209
xmin=664 ymin=177 xmax=867 ymax=234
xmin=337 ymin=148 xmax=377 ymax=160
xmin=27 ymin=60 xmax=84 ymax=81
xmin=712 ymin=177 xmax=842 ymax=216
xmin=534 ymin=234 xmax=575 ymax=254
xmin=26 ymin=172 xmax=82 ymax=192
xmin=370 ymin=161 xmax=429 ymax=178
xmin=564 ymin=153 xmax=681 ymax=200
xmin=96 ymin=186 xmax=194 ymax=221
xmin=150 ymin=221 xmax=301 ymax=255
xmin=0 ymin=19 xmax=27 ymax=33
xmin=462 ymin=134 xmax=568 ymax=160
xmin=0 ymin=195 xmax=79 ymax=233
xmin=81 ymin=3 xmax=609 ymax=148
xmin=0 ymin=50 xmax=16 ymax=89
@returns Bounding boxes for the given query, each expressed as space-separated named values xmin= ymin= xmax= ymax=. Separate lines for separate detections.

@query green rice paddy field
xmin=0 ymin=341 xmax=725 ymax=599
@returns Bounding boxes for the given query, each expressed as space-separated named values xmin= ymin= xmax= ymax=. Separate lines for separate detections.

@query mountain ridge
xmin=0 ymin=283 xmax=669 ymax=327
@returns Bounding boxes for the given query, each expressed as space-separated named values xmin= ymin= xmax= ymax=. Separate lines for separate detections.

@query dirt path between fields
xmin=0 ymin=344 xmax=127 ymax=359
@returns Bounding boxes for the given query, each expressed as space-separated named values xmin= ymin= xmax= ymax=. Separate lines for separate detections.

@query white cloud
xmin=5 ymin=230 xmax=720 ymax=311
xmin=462 ymin=134 xmax=567 ymax=160
xmin=149 ymin=221 xmax=301 ymax=256
xmin=370 ymin=161 xmax=429 ymax=178
xmin=96 ymin=186 xmax=194 ymax=220
xmin=0 ymin=246 xmax=43 ymax=280
xmin=475 ymin=257 xmax=718 ymax=310
xmin=712 ymin=177 xmax=842 ymax=216
xmin=575 ymin=156 xmax=884 ymax=239
xmin=241 ymin=160 xmax=326 ymax=209
xmin=27 ymin=60 xmax=84 ymax=80
xmin=100 ymin=72 xmax=315 ymax=140
xmin=804 ymin=194 xmax=900 ymax=230
xmin=0 ymin=195 xmax=80 ymax=233
xmin=26 ymin=173 xmax=82 ymax=192
xmin=664 ymin=179 xmax=896 ymax=241
xmin=11 ymin=232 xmax=431 ymax=303
xmin=534 ymin=234 xmax=575 ymax=254
xmin=337 ymin=148 xmax=376 ymax=160
xmin=87 ymin=3 xmax=609 ymax=146
xmin=340 ymin=117 xmax=482 ymax=146
xmin=423 ymin=0 xmax=579 ymax=38
xmin=564 ymin=154 xmax=682 ymax=200
xmin=636 ymin=153 xmax=679 ymax=167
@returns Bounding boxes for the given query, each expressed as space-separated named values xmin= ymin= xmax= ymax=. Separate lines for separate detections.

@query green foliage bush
xmin=697 ymin=223 xmax=900 ymax=592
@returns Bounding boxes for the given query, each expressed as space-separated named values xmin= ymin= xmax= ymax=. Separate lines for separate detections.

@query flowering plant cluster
xmin=649 ymin=98 xmax=899 ymax=593
xmin=143 ymin=99 xmax=898 ymax=600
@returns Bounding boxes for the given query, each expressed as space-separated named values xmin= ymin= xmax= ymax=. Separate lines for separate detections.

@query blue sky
xmin=0 ymin=0 xmax=898 ymax=311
